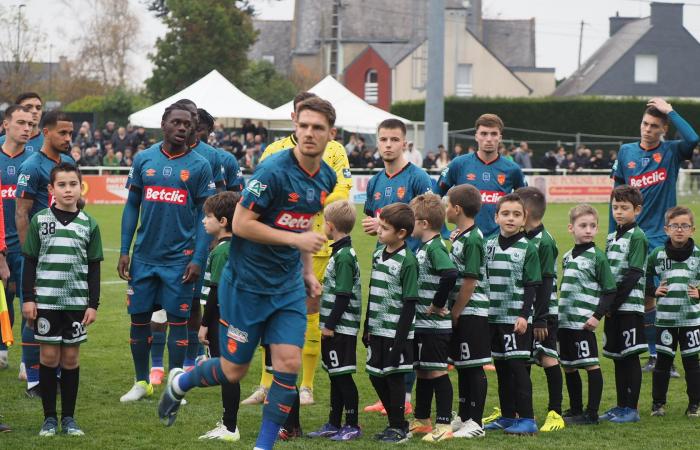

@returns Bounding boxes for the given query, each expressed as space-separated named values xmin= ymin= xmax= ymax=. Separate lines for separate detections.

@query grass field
xmin=2 ymin=200 xmax=700 ymax=449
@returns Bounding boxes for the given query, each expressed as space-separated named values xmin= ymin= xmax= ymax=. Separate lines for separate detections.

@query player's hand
xmin=533 ymin=326 xmax=548 ymax=342
xmin=304 ymin=272 xmax=322 ymax=298
xmin=82 ymin=308 xmax=97 ymax=326
xmin=22 ymin=301 xmax=37 ymax=321
xmin=449 ymin=228 xmax=461 ymax=241
xmin=182 ymin=262 xmax=201 ymax=284
xmin=0 ymin=254 xmax=10 ymax=287
xmin=513 ymin=317 xmax=528 ymax=335
xmin=198 ymin=325 xmax=209 ymax=345
xmin=584 ymin=316 xmax=600 ymax=331
xmin=117 ymin=255 xmax=131 ymax=281
xmin=361 ymin=217 xmax=379 ymax=236
xmin=655 ymin=280 xmax=669 ymax=297
xmin=688 ymin=284 xmax=700 ymax=300
xmin=321 ymin=328 xmax=334 ymax=339
xmin=428 ymin=304 xmax=448 ymax=317
xmin=294 ymin=231 xmax=327 ymax=253
xmin=647 ymin=97 xmax=673 ymax=114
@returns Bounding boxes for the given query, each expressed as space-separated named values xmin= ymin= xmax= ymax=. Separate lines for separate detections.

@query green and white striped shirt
xmin=449 ymin=226 xmax=489 ymax=317
xmin=647 ymin=244 xmax=700 ymax=328
xmin=368 ymin=245 xmax=419 ymax=339
xmin=605 ymin=225 xmax=647 ymax=314
xmin=200 ymin=238 xmax=230 ymax=306
xmin=486 ymin=234 xmax=541 ymax=325
xmin=558 ymin=245 xmax=616 ymax=329
xmin=22 ymin=208 xmax=103 ymax=310
xmin=527 ymin=226 xmax=559 ymax=317
xmin=320 ymin=239 xmax=362 ymax=336
xmin=415 ymin=235 xmax=455 ymax=332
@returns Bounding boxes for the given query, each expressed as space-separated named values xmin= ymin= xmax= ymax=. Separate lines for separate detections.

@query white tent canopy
xmin=129 ymin=70 xmax=273 ymax=128
xmin=268 ymin=75 xmax=411 ymax=134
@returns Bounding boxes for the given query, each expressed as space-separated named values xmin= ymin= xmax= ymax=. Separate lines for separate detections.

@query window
xmin=262 ymin=54 xmax=275 ymax=64
xmin=456 ymin=64 xmax=473 ymax=97
xmin=634 ymin=54 xmax=657 ymax=84
xmin=364 ymin=69 xmax=378 ymax=104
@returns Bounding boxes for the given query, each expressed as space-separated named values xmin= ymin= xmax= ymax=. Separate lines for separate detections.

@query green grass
xmin=2 ymin=200 xmax=700 ymax=449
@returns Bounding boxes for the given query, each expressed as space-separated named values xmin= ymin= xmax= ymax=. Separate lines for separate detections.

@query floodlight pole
xmin=424 ymin=0 xmax=445 ymax=155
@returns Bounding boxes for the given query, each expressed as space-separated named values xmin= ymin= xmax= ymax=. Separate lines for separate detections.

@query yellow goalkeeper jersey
xmin=261 ymin=134 xmax=352 ymax=258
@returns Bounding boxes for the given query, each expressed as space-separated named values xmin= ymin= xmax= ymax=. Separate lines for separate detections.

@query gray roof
xmin=482 ymin=19 xmax=536 ymax=68
xmin=553 ymin=18 xmax=651 ymax=96
xmin=369 ymin=41 xmax=424 ymax=68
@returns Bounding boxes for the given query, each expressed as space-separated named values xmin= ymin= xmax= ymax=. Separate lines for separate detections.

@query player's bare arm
xmin=15 ymin=197 xmax=33 ymax=246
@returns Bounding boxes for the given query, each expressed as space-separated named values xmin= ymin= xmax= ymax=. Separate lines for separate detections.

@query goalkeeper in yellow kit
xmin=241 ymin=92 xmax=352 ymax=420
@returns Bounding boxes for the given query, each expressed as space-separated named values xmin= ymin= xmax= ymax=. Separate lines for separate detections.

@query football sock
xmin=176 ymin=357 xmax=226 ymax=393
xmin=415 ymin=377 xmax=433 ymax=420
xmin=544 ymin=365 xmax=563 ymax=414
xmin=184 ymin=329 xmax=199 ymax=367
xmin=221 ymin=380 xmax=241 ymax=432
xmin=586 ymin=368 xmax=603 ymax=415
xmin=613 ymin=359 xmax=625 ymax=407
xmin=386 ymin=373 xmax=407 ymax=429
xmin=40 ymin=363 xmax=58 ymax=419
xmin=255 ymin=419 xmax=281 ymax=450
xmin=150 ymin=329 xmax=165 ymax=369
xmin=457 ymin=369 xmax=471 ymax=421
xmin=60 ymin=367 xmax=79 ymax=419
xmin=433 ymin=374 xmax=453 ymax=424
xmin=329 ymin=377 xmax=344 ymax=428
xmin=166 ymin=314 xmax=188 ymax=370
xmin=682 ymin=355 xmax=700 ymax=404
xmin=469 ymin=367 xmax=488 ymax=426
xmin=283 ymin=389 xmax=300 ymax=429
xmin=23 ymin=323 xmax=40 ymax=384
xmin=494 ymin=360 xmax=516 ymax=418
xmin=652 ymin=353 xmax=672 ymax=405
xmin=260 ymin=347 xmax=273 ymax=389
xmin=130 ymin=314 xmax=152 ymax=382
xmin=644 ymin=309 xmax=657 ymax=355
xmin=256 ymin=372 xmax=297 ymax=449
xmin=565 ymin=370 xmax=583 ymax=412
xmin=623 ymin=356 xmax=642 ymax=409
xmin=336 ymin=374 xmax=359 ymax=427
xmin=370 ymin=374 xmax=391 ymax=411
xmin=510 ymin=359 xmax=534 ymax=419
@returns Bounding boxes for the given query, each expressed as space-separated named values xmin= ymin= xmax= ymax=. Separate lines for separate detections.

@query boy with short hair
xmin=484 ymin=193 xmax=541 ymax=435
xmin=601 ymin=185 xmax=648 ymax=423
xmin=21 ymin=163 xmax=103 ymax=436
xmin=407 ymin=193 xmax=458 ymax=442
xmin=308 ymin=200 xmax=362 ymax=441
xmin=516 ymin=186 xmax=564 ymax=432
xmin=364 ymin=202 xmax=419 ymax=443
xmin=647 ymin=206 xmax=700 ymax=417
xmin=197 ymin=191 xmax=241 ymax=441
xmin=444 ymin=184 xmax=490 ymax=439
xmin=558 ymin=205 xmax=616 ymax=425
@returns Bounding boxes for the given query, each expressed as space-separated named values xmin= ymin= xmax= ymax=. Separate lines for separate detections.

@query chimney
xmin=651 ymin=2 xmax=683 ymax=28
xmin=609 ymin=12 xmax=640 ymax=36
xmin=466 ymin=0 xmax=483 ymax=40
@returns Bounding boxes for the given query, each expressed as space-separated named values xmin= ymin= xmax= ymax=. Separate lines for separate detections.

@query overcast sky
xmin=12 ymin=0 xmax=700 ymax=86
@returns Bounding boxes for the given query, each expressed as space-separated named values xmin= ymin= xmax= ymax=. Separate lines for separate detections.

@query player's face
xmin=195 ymin=122 xmax=210 ymax=142
xmin=19 ymin=97 xmax=42 ymax=127
xmin=162 ymin=110 xmax=193 ymax=149
xmin=665 ymin=214 xmax=694 ymax=246
xmin=377 ymin=218 xmax=405 ymax=247
xmin=495 ymin=201 xmax=525 ymax=236
xmin=445 ymin=199 xmax=459 ymax=224
xmin=640 ymin=114 xmax=667 ymax=147
xmin=475 ymin=125 xmax=501 ymax=155
xmin=295 ymin=109 xmax=336 ymax=158
xmin=202 ymin=212 xmax=223 ymax=235
xmin=48 ymin=171 xmax=81 ymax=210
xmin=611 ymin=199 xmax=641 ymax=227
xmin=323 ymin=220 xmax=334 ymax=240
xmin=568 ymin=214 xmax=598 ymax=244
xmin=3 ymin=110 xmax=34 ymax=145
xmin=45 ymin=121 xmax=74 ymax=154
xmin=377 ymin=127 xmax=406 ymax=162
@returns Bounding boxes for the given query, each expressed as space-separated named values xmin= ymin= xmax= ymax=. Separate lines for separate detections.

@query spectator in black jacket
xmin=112 ymin=126 xmax=130 ymax=153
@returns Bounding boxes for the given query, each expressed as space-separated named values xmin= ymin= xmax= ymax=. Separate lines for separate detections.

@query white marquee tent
xmin=128 ymin=70 xmax=273 ymax=128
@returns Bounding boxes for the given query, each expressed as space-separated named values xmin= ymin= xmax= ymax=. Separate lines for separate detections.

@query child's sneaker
xmin=241 ymin=386 xmax=267 ymax=405
xmin=503 ymin=418 xmax=538 ymax=435
xmin=149 ymin=368 xmax=165 ymax=385
xmin=482 ymin=406 xmax=501 ymax=424
xmin=377 ymin=427 xmax=409 ymax=443
xmin=599 ymin=406 xmax=624 ymax=421
xmin=453 ymin=419 xmax=485 ymax=438
xmin=609 ymin=407 xmax=640 ymax=423
xmin=120 ymin=380 xmax=153 ymax=402
xmin=364 ymin=400 xmax=384 ymax=413
xmin=408 ymin=418 xmax=432 ymax=434
xmin=642 ymin=355 xmax=657 ymax=372
xmin=307 ymin=422 xmax=340 ymax=438
xmin=450 ymin=412 xmax=465 ymax=432
xmin=422 ymin=423 xmax=453 ymax=442
xmin=484 ymin=416 xmax=515 ymax=431
xmin=39 ymin=417 xmax=58 ymax=436
xmin=198 ymin=422 xmax=240 ymax=441
xmin=330 ymin=425 xmax=362 ymax=441
xmin=651 ymin=403 xmax=666 ymax=417
xmin=564 ymin=410 xmax=599 ymax=425
xmin=686 ymin=403 xmax=700 ymax=418
xmin=61 ymin=417 xmax=85 ymax=436
xmin=670 ymin=364 xmax=681 ymax=378
xmin=539 ymin=410 xmax=565 ymax=432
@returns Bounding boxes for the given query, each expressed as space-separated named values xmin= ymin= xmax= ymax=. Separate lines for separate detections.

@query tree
xmin=145 ymin=0 xmax=258 ymax=100
xmin=240 ymin=61 xmax=297 ymax=108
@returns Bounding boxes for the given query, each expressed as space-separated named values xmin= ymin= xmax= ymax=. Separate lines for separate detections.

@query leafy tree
xmin=240 ymin=61 xmax=297 ymax=108
xmin=145 ymin=0 xmax=258 ymax=100
xmin=65 ymin=88 xmax=150 ymax=125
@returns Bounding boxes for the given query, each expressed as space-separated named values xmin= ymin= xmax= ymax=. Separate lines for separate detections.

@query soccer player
xmin=483 ymin=193 xmax=541 ymax=435
xmin=15 ymin=110 xmax=75 ymax=397
xmin=307 ymin=200 xmax=362 ymax=441
xmin=647 ymin=206 xmax=700 ymax=417
xmin=21 ymin=163 xmax=103 ymax=436
xmin=365 ymin=203 xmax=419 ymax=443
xmin=118 ymin=103 xmax=214 ymax=402
xmin=437 ymin=114 xmax=525 ymax=237
xmin=198 ymin=191 xmax=241 ymax=441
xmin=445 ymin=184 xmax=490 ymax=439
xmin=611 ymin=98 xmax=699 ymax=371
xmin=0 ymin=92 xmax=44 ymax=152
xmin=0 ymin=105 xmax=33 ymax=369
xmin=408 ymin=193 xmax=457 ymax=442
xmin=157 ymin=97 xmax=337 ymax=450
xmin=196 ymin=108 xmax=243 ymax=192
xmin=243 ymin=92 xmax=352 ymax=410
xmin=517 ymin=186 xmax=565 ymax=432
xmin=559 ymin=205 xmax=616 ymax=425
xmin=601 ymin=185 xmax=648 ymax=423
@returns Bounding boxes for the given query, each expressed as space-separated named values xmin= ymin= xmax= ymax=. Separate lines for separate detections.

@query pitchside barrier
xmin=69 ymin=167 xmax=700 ymax=205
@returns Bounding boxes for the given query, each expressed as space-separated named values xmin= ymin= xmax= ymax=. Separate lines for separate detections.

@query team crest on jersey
xmin=306 ymin=188 xmax=315 ymax=202
xmin=17 ymin=174 xmax=29 ymax=186
xmin=288 ymin=192 xmax=299 ymax=203
xmin=578 ymin=259 xmax=592 ymax=270
xmin=163 ymin=166 xmax=172 ymax=177
xmin=511 ymin=250 xmax=524 ymax=262
xmin=482 ymin=172 xmax=490 ymax=182
xmin=247 ymin=179 xmax=267 ymax=197
xmin=146 ymin=168 xmax=156 ymax=177
xmin=384 ymin=186 xmax=393 ymax=198
xmin=397 ymin=186 xmax=406 ymax=200
xmin=180 ymin=170 xmax=190 ymax=182
xmin=653 ymin=153 xmax=662 ymax=163
xmin=641 ymin=158 xmax=649 ymax=168
xmin=619 ymin=241 xmax=628 ymax=252
xmin=374 ymin=191 xmax=381 ymax=200
xmin=467 ymin=173 xmax=476 ymax=181
xmin=660 ymin=329 xmax=673 ymax=346
xmin=627 ymin=161 xmax=636 ymax=169
xmin=689 ymin=258 xmax=698 ymax=271
xmin=7 ymin=166 xmax=15 ymax=176
xmin=343 ymin=168 xmax=352 ymax=178
xmin=497 ymin=174 xmax=506 ymax=185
